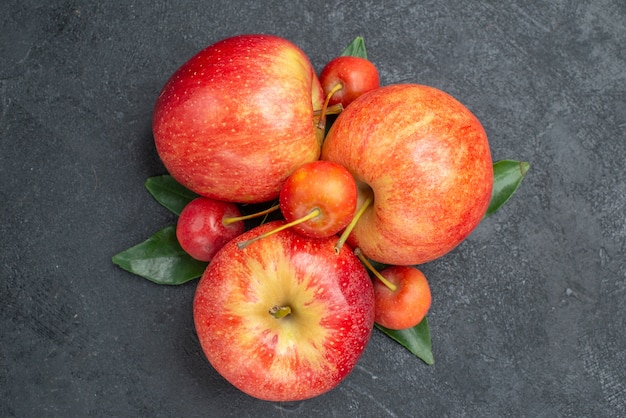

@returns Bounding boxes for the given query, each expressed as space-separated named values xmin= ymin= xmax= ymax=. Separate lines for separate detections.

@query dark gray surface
xmin=1 ymin=1 xmax=624 ymax=417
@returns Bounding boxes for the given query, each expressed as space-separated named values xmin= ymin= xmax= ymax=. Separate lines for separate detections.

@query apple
xmin=153 ymin=34 xmax=325 ymax=203
xmin=321 ymin=84 xmax=493 ymax=266
xmin=372 ymin=265 xmax=432 ymax=330
xmin=319 ymin=56 xmax=380 ymax=108
xmin=193 ymin=221 xmax=375 ymax=401
xmin=176 ymin=197 xmax=245 ymax=262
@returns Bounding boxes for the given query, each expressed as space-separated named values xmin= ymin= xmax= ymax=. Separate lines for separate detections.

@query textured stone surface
xmin=1 ymin=1 xmax=624 ymax=416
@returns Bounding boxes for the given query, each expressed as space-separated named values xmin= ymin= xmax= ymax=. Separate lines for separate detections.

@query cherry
xmin=176 ymin=197 xmax=245 ymax=262
xmin=237 ymin=161 xmax=357 ymax=249
xmin=319 ymin=56 xmax=380 ymax=109
xmin=364 ymin=261 xmax=432 ymax=330
xmin=354 ymin=250 xmax=431 ymax=329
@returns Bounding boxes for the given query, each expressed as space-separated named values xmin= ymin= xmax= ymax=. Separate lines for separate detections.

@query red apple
xmin=321 ymin=84 xmax=493 ymax=265
xmin=176 ymin=197 xmax=245 ymax=262
xmin=373 ymin=266 xmax=431 ymax=330
xmin=319 ymin=56 xmax=380 ymax=108
xmin=153 ymin=34 xmax=325 ymax=203
xmin=279 ymin=160 xmax=357 ymax=238
xmin=193 ymin=221 xmax=375 ymax=401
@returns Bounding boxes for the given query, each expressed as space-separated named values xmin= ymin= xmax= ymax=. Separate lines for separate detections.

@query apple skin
xmin=321 ymin=84 xmax=493 ymax=266
xmin=279 ymin=160 xmax=357 ymax=238
xmin=373 ymin=266 xmax=432 ymax=330
xmin=319 ymin=56 xmax=380 ymax=108
xmin=176 ymin=197 xmax=245 ymax=262
xmin=193 ymin=221 xmax=375 ymax=401
xmin=153 ymin=34 xmax=325 ymax=203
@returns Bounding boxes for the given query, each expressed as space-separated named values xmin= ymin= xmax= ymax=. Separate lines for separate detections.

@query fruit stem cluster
xmin=354 ymin=248 xmax=398 ymax=292
xmin=223 ymin=204 xmax=280 ymax=226
xmin=237 ymin=208 xmax=321 ymax=250
xmin=313 ymin=103 xmax=343 ymax=118
xmin=334 ymin=195 xmax=373 ymax=254
xmin=317 ymin=83 xmax=344 ymax=130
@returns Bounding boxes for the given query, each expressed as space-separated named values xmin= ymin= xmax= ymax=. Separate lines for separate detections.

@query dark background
xmin=2 ymin=1 xmax=624 ymax=417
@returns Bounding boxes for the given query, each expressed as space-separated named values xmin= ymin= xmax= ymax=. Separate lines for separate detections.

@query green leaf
xmin=145 ymin=175 xmax=199 ymax=215
xmin=485 ymin=160 xmax=530 ymax=218
xmin=376 ymin=317 xmax=434 ymax=365
xmin=112 ymin=225 xmax=207 ymax=285
xmin=340 ymin=36 xmax=368 ymax=59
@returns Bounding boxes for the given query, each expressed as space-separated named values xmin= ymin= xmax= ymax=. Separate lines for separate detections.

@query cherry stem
xmin=334 ymin=194 xmax=373 ymax=254
xmin=237 ymin=208 xmax=321 ymax=250
xmin=317 ymin=83 xmax=344 ymax=130
xmin=223 ymin=204 xmax=280 ymax=226
xmin=313 ymin=103 xmax=344 ymax=117
xmin=269 ymin=305 xmax=292 ymax=319
xmin=354 ymin=248 xmax=398 ymax=292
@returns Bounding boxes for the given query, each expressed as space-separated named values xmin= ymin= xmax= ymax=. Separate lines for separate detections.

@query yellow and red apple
xmin=153 ymin=34 xmax=325 ymax=203
xmin=322 ymin=84 xmax=494 ymax=265
xmin=193 ymin=221 xmax=375 ymax=401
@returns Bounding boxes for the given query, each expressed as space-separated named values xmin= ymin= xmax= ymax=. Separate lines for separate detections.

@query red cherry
xmin=373 ymin=265 xmax=432 ymax=330
xmin=176 ymin=197 xmax=245 ymax=261
xmin=319 ymin=56 xmax=380 ymax=108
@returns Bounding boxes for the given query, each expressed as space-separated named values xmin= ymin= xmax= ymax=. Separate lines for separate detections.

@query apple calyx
xmin=222 ymin=204 xmax=280 ymax=226
xmin=334 ymin=193 xmax=373 ymax=254
xmin=354 ymin=248 xmax=397 ymax=292
xmin=237 ymin=208 xmax=322 ymax=250
xmin=269 ymin=305 xmax=292 ymax=319
xmin=317 ymin=83 xmax=344 ymax=130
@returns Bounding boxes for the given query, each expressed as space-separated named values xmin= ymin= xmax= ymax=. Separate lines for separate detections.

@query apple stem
xmin=354 ymin=248 xmax=397 ymax=292
xmin=317 ymin=83 xmax=344 ymax=130
xmin=334 ymin=194 xmax=373 ymax=255
xmin=237 ymin=208 xmax=321 ymax=250
xmin=223 ymin=204 xmax=280 ymax=226
xmin=269 ymin=305 xmax=292 ymax=319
